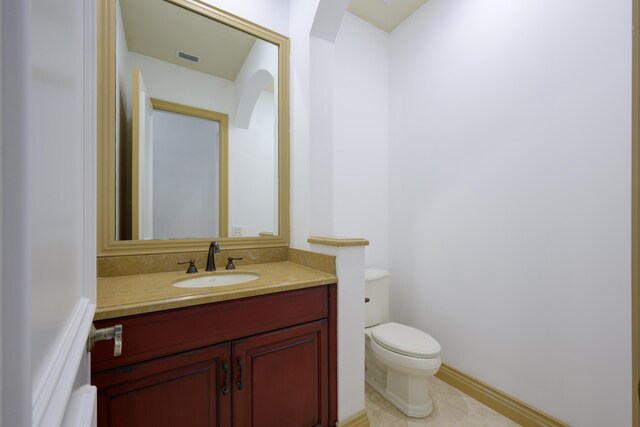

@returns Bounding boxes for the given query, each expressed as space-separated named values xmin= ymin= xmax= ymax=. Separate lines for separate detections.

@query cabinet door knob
xmin=222 ymin=363 xmax=230 ymax=395
xmin=86 ymin=323 xmax=123 ymax=357
xmin=237 ymin=359 xmax=244 ymax=390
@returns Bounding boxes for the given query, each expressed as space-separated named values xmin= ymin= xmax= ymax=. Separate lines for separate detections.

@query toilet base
xmin=365 ymin=359 xmax=434 ymax=417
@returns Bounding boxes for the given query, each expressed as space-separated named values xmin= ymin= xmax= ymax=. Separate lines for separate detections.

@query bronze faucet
xmin=206 ymin=241 xmax=220 ymax=271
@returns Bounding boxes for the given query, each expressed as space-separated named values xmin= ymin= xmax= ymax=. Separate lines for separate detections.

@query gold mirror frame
xmin=97 ymin=0 xmax=290 ymax=256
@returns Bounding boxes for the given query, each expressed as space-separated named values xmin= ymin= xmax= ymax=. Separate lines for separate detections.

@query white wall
xmin=128 ymin=52 xmax=236 ymax=116
xmin=235 ymin=39 xmax=279 ymax=99
xmin=289 ymin=4 xmax=391 ymax=270
xmin=388 ymin=1 xmax=632 ymax=426
xmin=288 ymin=0 xmax=317 ymax=249
xmin=229 ymin=91 xmax=278 ymax=236
xmin=333 ymin=13 xmax=389 ymax=269
xmin=234 ymin=39 xmax=278 ymax=130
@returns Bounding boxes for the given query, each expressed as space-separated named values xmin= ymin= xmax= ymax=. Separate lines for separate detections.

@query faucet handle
xmin=225 ymin=257 xmax=243 ymax=270
xmin=178 ymin=260 xmax=198 ymax=274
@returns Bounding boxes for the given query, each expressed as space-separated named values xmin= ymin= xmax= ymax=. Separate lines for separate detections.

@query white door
xmin=132 ymin=68 xmax=154 ymax=240
xmin=2 ymin=0 xmax=98 ymax=426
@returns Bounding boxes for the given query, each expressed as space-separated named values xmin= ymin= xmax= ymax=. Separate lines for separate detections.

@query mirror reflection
xmin=132 ymin=96 xmax=228 ymax=240
xmin=115 ymin=0 xmax=279 ymax=241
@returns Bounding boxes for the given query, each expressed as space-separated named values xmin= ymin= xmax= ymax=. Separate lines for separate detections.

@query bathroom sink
xmin=173 ymin=273 xmax=260 ymax=288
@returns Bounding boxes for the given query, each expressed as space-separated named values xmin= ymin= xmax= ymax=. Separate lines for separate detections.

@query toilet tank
xmin=365 ymin=268 xmax=389 ymax=328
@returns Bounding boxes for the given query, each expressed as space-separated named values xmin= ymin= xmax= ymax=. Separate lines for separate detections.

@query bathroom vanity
xmin=92 ymin=0 xmax=337 ymax=423
xmin=92 ymin=262 xmax=337 ymax=426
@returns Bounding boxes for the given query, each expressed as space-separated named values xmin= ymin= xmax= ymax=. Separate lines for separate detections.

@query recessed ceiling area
xmin=120 ymin=0 xmax=257 ymax=81
xmin=348 ymin=0 xmax=428 ymax=33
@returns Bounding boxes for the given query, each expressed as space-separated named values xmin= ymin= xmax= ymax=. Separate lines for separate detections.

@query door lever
xmin=87 ymin=323 xmax=123 ymax=356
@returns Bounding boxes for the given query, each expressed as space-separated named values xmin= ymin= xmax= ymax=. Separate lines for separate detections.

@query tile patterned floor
xmin=365 ymin=377 xmax=520 ymax=426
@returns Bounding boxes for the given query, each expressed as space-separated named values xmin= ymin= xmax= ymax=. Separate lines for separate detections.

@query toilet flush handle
xmin=365 ymin=298 xmax=370 ymax=303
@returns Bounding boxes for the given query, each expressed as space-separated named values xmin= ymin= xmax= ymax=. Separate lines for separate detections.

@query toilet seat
xmin=368 ymin=333 xmax=441 ymax=375
xmin=370 ymin=322 xmax=441 ymax=359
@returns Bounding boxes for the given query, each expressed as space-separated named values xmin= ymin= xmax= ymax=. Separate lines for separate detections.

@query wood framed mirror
xmin=98 ymin=0 xmax=290 ymax=256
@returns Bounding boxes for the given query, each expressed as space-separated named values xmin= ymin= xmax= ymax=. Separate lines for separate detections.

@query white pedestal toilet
xmin=365 ymin=268 xmax=442 ymax=417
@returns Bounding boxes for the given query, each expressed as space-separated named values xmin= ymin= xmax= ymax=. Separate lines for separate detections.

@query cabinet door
xmin=93 ymin=343 xmax=232 ymax=427
xmin=232 ymin=320 xmax=328 ymax=427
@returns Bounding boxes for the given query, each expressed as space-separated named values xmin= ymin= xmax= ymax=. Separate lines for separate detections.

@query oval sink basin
xmin=173 ymin=273 xmax=260 ymax=288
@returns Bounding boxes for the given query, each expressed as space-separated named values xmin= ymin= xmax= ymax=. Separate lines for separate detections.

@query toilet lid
xmin=371 ymin=322 xmax=441 ymax=359
xmin=365 ymin=268 xmax=389 ymax=281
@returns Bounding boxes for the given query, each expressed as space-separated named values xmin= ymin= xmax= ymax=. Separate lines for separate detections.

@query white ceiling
xmin=348 ymin=0 xmax=428 ymax=33
xmin=120 ymin=0 xmax=257 ymax=81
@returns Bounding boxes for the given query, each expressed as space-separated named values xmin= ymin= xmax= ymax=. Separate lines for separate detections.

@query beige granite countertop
xmin=96 ymin=261 xmax=337 ymax=320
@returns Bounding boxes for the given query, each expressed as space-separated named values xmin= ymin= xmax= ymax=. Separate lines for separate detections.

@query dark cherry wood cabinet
xmin=233 ymin=321 xmax=328 ymax=427
xmin=92 ymin=343 xmax=231 ymax=427
xmin=91 ymin=285 xmax=337 ymax=427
